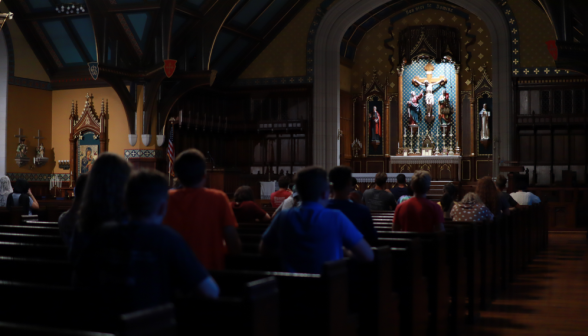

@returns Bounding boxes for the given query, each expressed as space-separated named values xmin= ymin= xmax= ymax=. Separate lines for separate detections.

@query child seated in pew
xmin=327 ymin=166 xmax=378 ymax=246
xmin=450 ymin=192 xmax=494 ymax=223
xmin=510 ymin=174 xmax=541 ymax=206
xmin=362 ymin=172 xmax=397 ymax=211
xmin=496 ymin=175 xmax=518 ymax=209
xmin=163 ymin=149 xmax=241 ymax=270
xmin=260 ymin=167 xmax=374 ymax=273
xmin=231 ymin=186 xmax=271 ymax=223
xmin=393 ymin=170 xmax=445 ymax=232
xmin=438 ymin=183 xmax=459 ymax=220
xmin=58 ymin=173 xmax=88 ymax=246
xmin=71 ymin=153 xmax=132 ymax=261
xmin=476 ymin=176 xmax=509 ymax=216
xmin=74 ymin=169 xmax=219 ymax=313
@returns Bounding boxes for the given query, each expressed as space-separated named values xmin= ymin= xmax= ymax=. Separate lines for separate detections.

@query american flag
xmin=167 ymin=126 xmax=175 ymax=177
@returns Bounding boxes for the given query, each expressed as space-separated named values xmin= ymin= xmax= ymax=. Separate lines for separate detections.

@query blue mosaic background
xmin=402 ymin=59 xmax=457 ymax=153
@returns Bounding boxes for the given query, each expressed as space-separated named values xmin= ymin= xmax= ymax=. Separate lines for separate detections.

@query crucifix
xmin=34 ymin=130 xmax=45 ymax=158
xmin=14 ymin=128 xmax=27 ymax=158
xmin=412 ymin=62 xmax=447 ymax=123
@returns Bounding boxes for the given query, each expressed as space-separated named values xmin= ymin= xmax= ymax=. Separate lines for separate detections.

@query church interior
xmin=0 ymin=0 xmax=587 ymax=334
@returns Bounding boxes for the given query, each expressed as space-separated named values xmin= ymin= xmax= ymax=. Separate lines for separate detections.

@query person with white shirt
xmin=510 ymin=176 xmax=541 ymax=205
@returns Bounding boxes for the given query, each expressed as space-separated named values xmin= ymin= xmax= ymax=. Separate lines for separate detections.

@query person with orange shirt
xmin=163 ymin=149 xmax=242 ymax=270
xmin=270 ymin=176 xmax=292 ymax=208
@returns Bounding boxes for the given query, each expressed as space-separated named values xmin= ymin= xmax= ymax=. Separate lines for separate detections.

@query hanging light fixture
xmin=55 ymin=2 xmax=85 ymax=15
xmin=0 ymin=0 xmax=14 ymax=32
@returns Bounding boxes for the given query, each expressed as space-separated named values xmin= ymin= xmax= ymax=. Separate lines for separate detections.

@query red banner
xmin=546 ymin=40 xmax=558 ymax=61
xmin=164 ymin=59 xmax=177 ymax=78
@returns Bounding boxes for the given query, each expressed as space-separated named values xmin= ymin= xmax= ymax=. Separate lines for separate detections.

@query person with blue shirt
xmin=260 ymin=166 xmax=374 ymax=274
xmin=327 ymin=166 xmax=378 ymax=246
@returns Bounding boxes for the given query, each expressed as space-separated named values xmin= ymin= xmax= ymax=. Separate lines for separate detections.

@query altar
xmin=389 ymin=156 xmax=461 ymax=181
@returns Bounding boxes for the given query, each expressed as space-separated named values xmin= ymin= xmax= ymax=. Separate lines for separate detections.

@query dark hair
xmin=79 ymin=153 xmax=132 ymax=233
xmin=329 ymin=166 xmax=352 ymax=192
xmin=351 ymin=177 xmax=358 ymax=186
xmin=410 ymin=170 xmax=431 ymax=194
xmin=278 ymin=176 xmax=290 ymax=189
xmin=397 ymin=174 xmax=406 ymax=184
xmin=440 ymin=183 xmax=458 ymax=212
xmin=74 ymin=174 xmax=89 ymax=201
xmin=125 ymin=169 xmax=169 ymax=218
xmin=375 ymin=172 xmax=387 ymax=187
xmin=476 ymin=177 xmax=499 ymax=214
xmin=514 ymin=174 xmax=528 ymax=191
xmin=234 ymin=186 xmax=254 ymax=203
xmin=13 ymin=179 xmax=29 ymax=194
xmin=496 ymin=175 xmax=508 ymax=190
xmin=294 ymin=166 xmax=328 ymax=202
xmin=174 ymin=149 xmax=206 ymax=187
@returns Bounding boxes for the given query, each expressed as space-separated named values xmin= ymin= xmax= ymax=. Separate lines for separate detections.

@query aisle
xmin=466 ymin=232 xmax=588 ymax=336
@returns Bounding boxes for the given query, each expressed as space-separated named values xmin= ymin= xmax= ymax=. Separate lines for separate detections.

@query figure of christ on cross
xmin=411 ymin=62 xmax=447 ymax=120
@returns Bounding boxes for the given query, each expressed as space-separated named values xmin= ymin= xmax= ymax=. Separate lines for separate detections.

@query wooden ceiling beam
xmin=222 ymin=24 xmax=262 ymax=41
xmin=176 ymin=5 xmax=202 ymax=19
xmin=107 ymin=3 xmax=161 ymax=13
xmin=24 ymin=12 xmax=88 ymax=21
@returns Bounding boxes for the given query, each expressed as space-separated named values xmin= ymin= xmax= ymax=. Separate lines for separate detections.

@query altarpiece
xmin=69 ymin=94 xmax=108 ymax=186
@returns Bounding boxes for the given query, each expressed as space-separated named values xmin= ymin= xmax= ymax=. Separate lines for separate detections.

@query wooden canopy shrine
xmin=69 ymin=94 xmax=108 ymax=186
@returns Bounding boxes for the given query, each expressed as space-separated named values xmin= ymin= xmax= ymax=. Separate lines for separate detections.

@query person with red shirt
xmin=270 ymin=176 xmax=292 ymax=208
xmin=393 ymin=170 xmax=444 ymax=232
xmin=231 ymin=186 xmax=270 ymax=223
xmin=163 ymin=149 xmax=242 ymax=270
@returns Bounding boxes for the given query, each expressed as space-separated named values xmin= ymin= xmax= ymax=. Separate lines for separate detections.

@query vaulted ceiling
xmin=4 ymin=0 xmax=310 ymax=86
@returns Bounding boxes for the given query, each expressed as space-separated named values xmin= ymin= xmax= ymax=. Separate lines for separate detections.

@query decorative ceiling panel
xmin=39 ymin=20 xmax=84 ymax=64
xmin=69 ymin=17 xmax=97 ymax=62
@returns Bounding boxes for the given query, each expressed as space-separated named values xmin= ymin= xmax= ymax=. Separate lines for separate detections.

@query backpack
xmin=6 ymin=193 xmax=30 ymax=215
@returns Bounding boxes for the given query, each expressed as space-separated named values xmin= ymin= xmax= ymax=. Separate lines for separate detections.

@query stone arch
xmin=313 ymin=0 xmax=512 ymax=176
xmin=0 ymin=29 xmax=9 ymax=176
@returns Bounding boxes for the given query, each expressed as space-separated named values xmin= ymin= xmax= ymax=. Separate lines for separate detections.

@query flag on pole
xmin=167 ymin=126 xmax=175 ymax=177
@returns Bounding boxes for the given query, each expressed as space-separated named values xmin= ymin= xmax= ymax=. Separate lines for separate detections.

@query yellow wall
xmin=0 ymin=3 xmax=50 ymax=82
xmin=349 ymin=8 xmax=492 ymax=95
xmin=238 ymin=0 xmax=323 ymax=79
xmin=6 ymin=85 xmax=52 ymax=173
xmin=509 ymin=0 xmax=556 ymax=68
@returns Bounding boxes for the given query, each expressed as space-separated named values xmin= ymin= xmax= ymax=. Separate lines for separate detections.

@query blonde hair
xmin=460 ymin=192 xmax=482 ymax=204
xmin=410 ymin=170 xmax=431 ymax=194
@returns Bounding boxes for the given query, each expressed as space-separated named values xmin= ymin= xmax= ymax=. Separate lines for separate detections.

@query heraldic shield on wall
xmin=88 ymin=62 xmax=99 ymax=80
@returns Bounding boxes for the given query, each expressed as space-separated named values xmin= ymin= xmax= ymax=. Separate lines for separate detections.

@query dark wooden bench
xmin=212 ymin=260 xmax=357 ymax=336
xmin=0 ymin=281 xmax=175 ymax=335
xmin=0 ymin=225 xmax=60 ymax=236
xmin=0 ymin=256 xmax=72 ymax=285
xmin=376 ymin=232 xmax=449 ymax=336
xmin=376 ymin=238 xmax=428 ymax=336
xmin=0 ymin=241 xmax=67 ymax=260
xmin=176 ymin=275 xmax=279 ymax=336
xmin=0 ymin=232 xmax=62 ymax=245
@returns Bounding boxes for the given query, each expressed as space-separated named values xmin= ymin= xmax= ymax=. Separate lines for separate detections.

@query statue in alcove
xmin=438 ymin=89 xmax=451 ymax=126
xmin=369 ymin=105 xmax=382 ymax=148
xmin=407 ymin=90 xmax=424 ymax=125
xmin=479 ymin=103 xmax=491 ymax=141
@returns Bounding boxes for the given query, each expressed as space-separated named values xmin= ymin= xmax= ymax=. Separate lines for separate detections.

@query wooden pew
xmin=0 ymin=208 xmax=23 ymax=226
xmin=377 ymin=232 xmax=449 ymax=336
xmin=0 ymin=232 xmax=62 ymax=245
xmin=444 ymin=222 xmax=481 ymax=323
xmin=0 ymin=241 xmax=67 ymax=260
xmin=0 ymin=281 xmax=175 ymax=335
xmin=376 ymin=238 xmax=428 ymax=336
xmin=175 ymin=276 xmax=279 ymax=336
xmin=0 ymin=225 xmax=60 ymax=236
xmin=226 ymin=249 xmax=400 ymax=336
xmin=0 ymin=257 xmax=72 ymax=285
xmin=212 ymin=260 xmax=357 ymax=336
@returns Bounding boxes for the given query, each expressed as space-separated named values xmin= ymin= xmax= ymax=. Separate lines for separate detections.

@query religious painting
xmin=367 ymin=97 xmax=384 ymax=155
xmin=77 ymin=132 xmax=100 ymax=175
xmin=477 ymin=94 xmax=493 ymax=155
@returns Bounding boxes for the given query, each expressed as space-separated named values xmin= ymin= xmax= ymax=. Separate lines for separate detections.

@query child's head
xmin=125 ymin=169 xmax=169 ymax=223
xmin=174 ymin=149 xmax=206 ymax=187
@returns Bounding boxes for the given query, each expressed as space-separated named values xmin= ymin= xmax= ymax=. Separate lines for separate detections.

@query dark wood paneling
xmin=537 ymin=135 xmax=552 ymax=165
xmin=553 ymin=135 xmax=569 ymax=164
xmin=461 ymin=94 xmax=472 ymax=156
xmin=390 ymin=96 xmax=399 ymax=155
xmin=519 ymin=135 xmax=535 ymax=164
